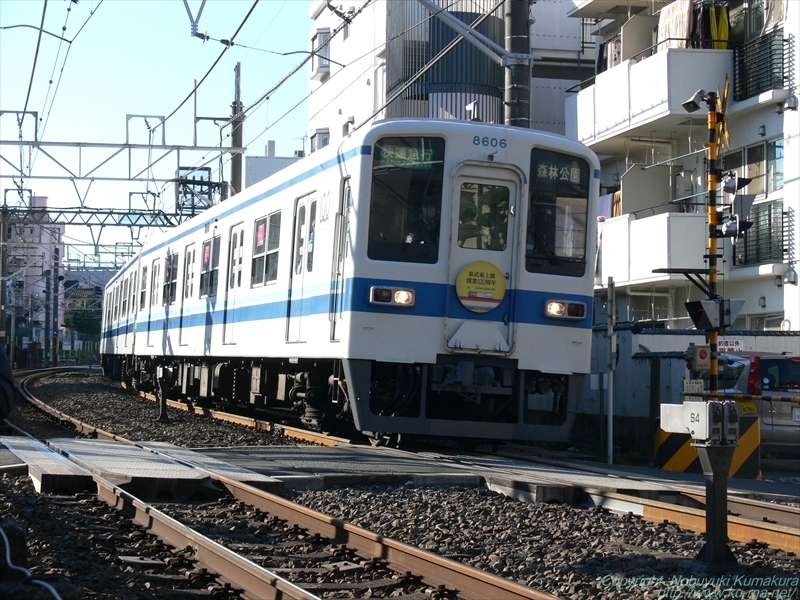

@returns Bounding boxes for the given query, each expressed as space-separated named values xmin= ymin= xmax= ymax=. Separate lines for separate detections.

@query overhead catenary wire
xmin=19 ymin=0 xmax=48 ymax=133
xmin=166 ymin=0 xmax=377 ymax=189
xmin=149 ymin=0 xmax=260 ymax=136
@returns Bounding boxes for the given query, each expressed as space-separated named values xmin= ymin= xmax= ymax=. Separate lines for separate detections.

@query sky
xmin=0 ymin=0 xmax=317 ymax=265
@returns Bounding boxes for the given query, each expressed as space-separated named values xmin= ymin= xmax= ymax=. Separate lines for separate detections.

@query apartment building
xmin=306 ymin=0 xmax=797 ymax=332
xmin=565 ymin=0 xmax=798 ymax=332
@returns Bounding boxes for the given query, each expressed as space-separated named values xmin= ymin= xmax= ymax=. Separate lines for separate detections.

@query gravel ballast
xmin=1 ymin=372 xmax=798 ymax=600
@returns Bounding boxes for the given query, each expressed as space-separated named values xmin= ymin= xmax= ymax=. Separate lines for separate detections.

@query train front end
xmin=341 ymin=120 xmax=599 ymax=444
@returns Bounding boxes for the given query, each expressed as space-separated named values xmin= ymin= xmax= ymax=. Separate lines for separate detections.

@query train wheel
xmin=368 ymin=432 xmax=402 ymax=448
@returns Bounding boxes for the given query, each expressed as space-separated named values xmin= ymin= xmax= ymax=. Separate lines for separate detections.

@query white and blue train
xmin=101 ymin=118 xmax=599 ymax=445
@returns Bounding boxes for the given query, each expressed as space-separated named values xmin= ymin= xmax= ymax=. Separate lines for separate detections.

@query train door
xmin=223 ymin=223 xmax=244 ymax=344
xmin=121 ymin=276 xmax=130 ymax=348
xmin=287 ymin=194 xmax=316 ymax=342
xmin=146 ymin=259 xmax=160 ymax=348
xmin=444 ymin=164 xmax=520 ymax=353
xmin=329 ymin=180 xmax=350 ymax=341
xmin=179 ymin=244 xmax=195 ymax=346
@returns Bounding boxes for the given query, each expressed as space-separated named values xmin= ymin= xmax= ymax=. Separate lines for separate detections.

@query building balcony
xmin=567 ymin=48 xmax=732 ymax=154
xmin=598 ymin=212 xmax=707 ymax=287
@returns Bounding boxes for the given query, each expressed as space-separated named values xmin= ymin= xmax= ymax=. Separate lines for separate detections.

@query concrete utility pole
xmin=44 ymin=269 xmax=51 ymax=368
xmin=230 ymin=63 xmax=244 ymax=197
xmin=0 ymin=205 xmax=5 ymax=356
xmin=504 ymin=0 xmax=531 ymax=128
xmin=52 ymin=249 xmax=60 ymax=368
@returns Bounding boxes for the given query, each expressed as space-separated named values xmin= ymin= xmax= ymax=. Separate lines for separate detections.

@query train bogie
xmin=102 ymin=119 xmax=599 ymax=444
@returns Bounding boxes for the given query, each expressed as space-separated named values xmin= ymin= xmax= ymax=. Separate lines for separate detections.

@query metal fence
xmin=733 ymin=30 xmax=784 ymax=101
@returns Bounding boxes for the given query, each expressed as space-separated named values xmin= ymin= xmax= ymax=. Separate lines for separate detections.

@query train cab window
xmin=140 ymin=266 xmax=148 ymax=310
xmin=252 ymin=211 xmax=281 ymax=286
xmin=368 ymin=136 xmax=445 ymax=264
xmin=526 ymin=149 xmax=590 ymax=277
xmin=200 ymin=236 xmax=221 ymax=297
xmin=163 ymin=253 xmax=179 ymax=305
xmin=458 ymin=183 xmax=509 ymax=251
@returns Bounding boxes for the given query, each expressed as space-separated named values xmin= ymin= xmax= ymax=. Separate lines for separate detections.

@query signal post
xmin=656 ymin=81 xmax=748 ymax=568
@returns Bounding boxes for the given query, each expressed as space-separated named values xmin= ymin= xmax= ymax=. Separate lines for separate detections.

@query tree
xmin=64 ymin=296 xmax=102 ymax=336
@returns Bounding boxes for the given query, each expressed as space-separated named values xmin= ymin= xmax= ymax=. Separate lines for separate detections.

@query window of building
xmin=728 ymin=0 xmax=766 ymax=45
xmin=310 ymin=129 xmax=330 ymax=153
xmin=368 ymin=136 xmax=445 ymax=264
xmin=767 ymin=138 xmax=783 ymax=193
xmin=200 ymin=236 xmax=220 ymax=297
xmin=724 ymin=138 xmax=783 ymax=198
xmin=252 ymin=211 xmax=281 ymax=286
xmin=163 ymin=252 xmax=179 ymax=305
xmin=311 ymin=28 xmax=331 ymax=80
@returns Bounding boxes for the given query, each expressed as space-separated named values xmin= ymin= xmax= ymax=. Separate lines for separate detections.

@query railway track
xmin=6 ymin=369 xmax=558 ymax=600
xmin=68 ymin=367 xmax=800 ymax=555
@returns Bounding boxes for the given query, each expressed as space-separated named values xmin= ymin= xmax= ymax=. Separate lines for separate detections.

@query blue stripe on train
xmin=103 ymin=277 xmax=592 ymax=340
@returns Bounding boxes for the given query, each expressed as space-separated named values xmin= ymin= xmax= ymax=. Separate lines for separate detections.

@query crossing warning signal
xmin=685 ymin=299 xmax=745 ymax=330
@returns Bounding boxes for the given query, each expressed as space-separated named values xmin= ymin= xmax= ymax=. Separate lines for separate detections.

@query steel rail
xmin=18 ymin=370 xmax=558 ymax=599
xmin=680 ymin=491 xmax=800 ymax=529
xmin=468 ymin=448 xmax=800 ymax=554
xmin=93 ymin=475 xmax=319 ymax=600
xmin=217 ymin=476 xmax=557 ymax=600
xmin=135 ymin=387 xmax=350 ymax=446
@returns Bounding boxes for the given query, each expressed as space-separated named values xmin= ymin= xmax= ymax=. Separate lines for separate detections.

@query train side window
xmin=368 ymin=136 xmax=445 ymax=264
xmin=140 ymin=266 xmax=148 ymax=310
xmin=252 ymin=217 xmax=267 ymax=286
xmin=121 ymin=277 xmax=128 ymax=315
xmin=294 ymin=205 xmax=306 ymax=275
xmin=266 ymin=211 xmax=281 ymax=282
xmin=130 ymin=271 xmax=138 ymax=315
xmin=200 ymin=236 xmax=221 ymax=297
xmin=307 ymin=201 xmax=316 ymax=272
xmin=163 ymin=253 xmax=179 ymax=305
xmin=183 ymin=245 xmax=195 ymax=299
xmin=151 ymin=261 xmax=161 ymax=307
xmin=458 ymin=183 xmax=509 ymax=251
xmin=526 ymin=149 xmax=590 ymax=277
xmin=251 ymin=211 xmax=281 ymax=286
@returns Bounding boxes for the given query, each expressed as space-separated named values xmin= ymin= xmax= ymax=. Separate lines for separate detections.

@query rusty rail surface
xmin=17 ymin=370 xmax=558 ymax=600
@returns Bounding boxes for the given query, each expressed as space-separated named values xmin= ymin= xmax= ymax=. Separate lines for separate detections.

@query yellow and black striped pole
xmin=706 ymin=93 xmax=720 ymax=395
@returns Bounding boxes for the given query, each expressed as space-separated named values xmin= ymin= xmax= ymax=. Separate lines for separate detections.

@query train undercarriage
xmin=102 ymin=353 xmax=578 ymax=446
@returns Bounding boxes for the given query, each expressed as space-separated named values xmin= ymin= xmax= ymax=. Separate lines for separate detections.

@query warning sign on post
xmin=694 ymin=345 xmax=711 ymax=371
xmin=719 ymin=337 xmax=744 ymax=352
xmin=683 ymin=379 xmax=705 ymax=402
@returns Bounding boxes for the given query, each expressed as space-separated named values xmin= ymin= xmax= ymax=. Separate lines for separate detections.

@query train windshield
xmin=526 ymin=149 xmax=590 ymax=277
xmin=368 ymin=136 xmax=445 ymax=264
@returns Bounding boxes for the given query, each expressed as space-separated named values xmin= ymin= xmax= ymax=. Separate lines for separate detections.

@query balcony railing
xmin=733 ymin=30 xmax=784 ymax=101
xmin=736 ymin=201 xmax=785 ymax=266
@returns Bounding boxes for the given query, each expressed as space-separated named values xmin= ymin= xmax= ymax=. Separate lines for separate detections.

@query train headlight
xmin=394 ymin=289 xmax=414 ymax=305
xmin=370 ymin=286 xmax=415 ymax=307
xmin=544 ymin=300 xmax=586 ymax=320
